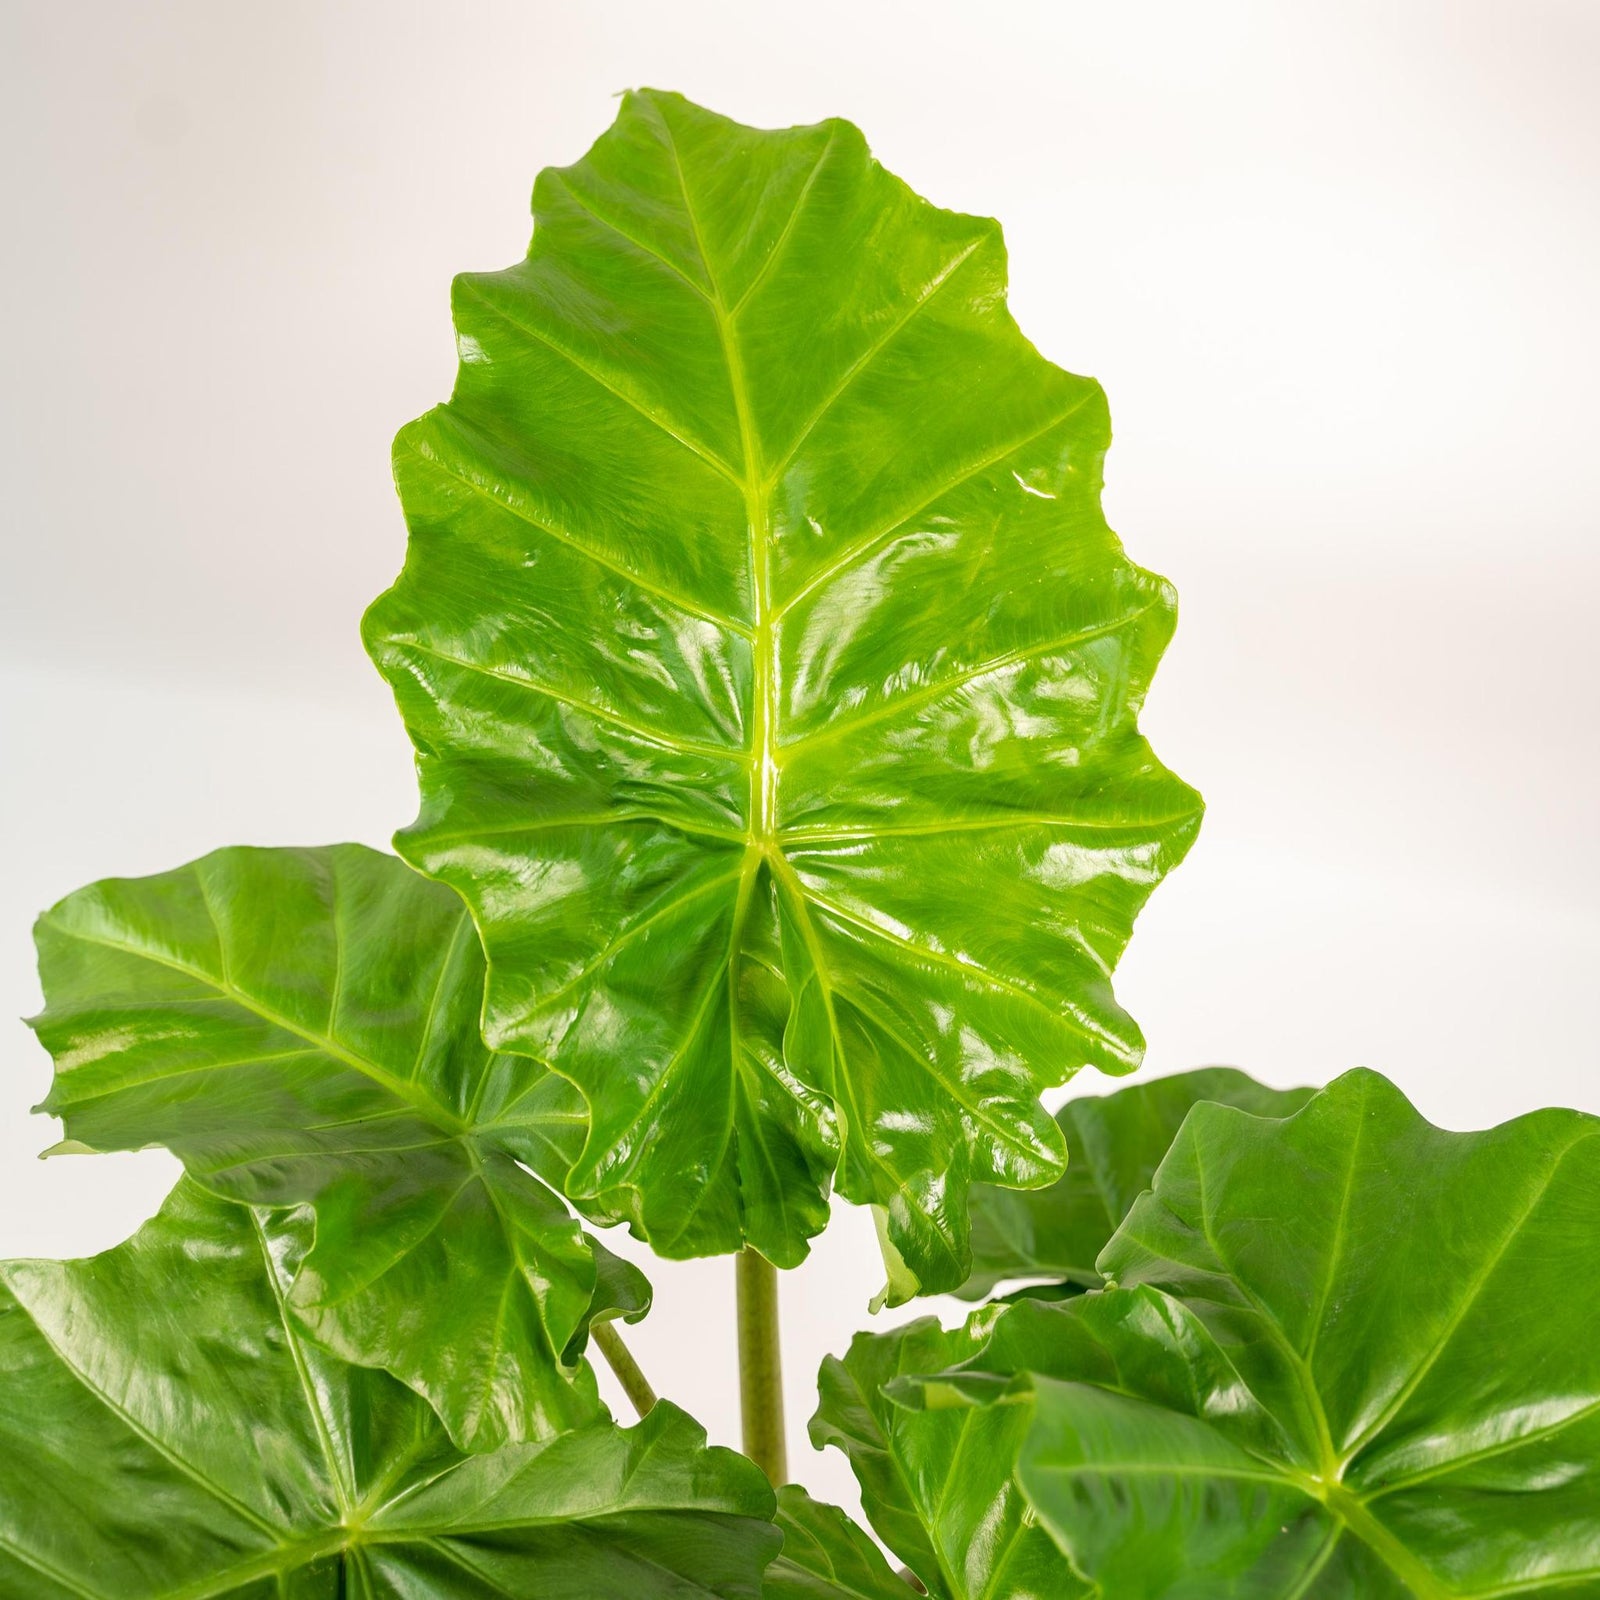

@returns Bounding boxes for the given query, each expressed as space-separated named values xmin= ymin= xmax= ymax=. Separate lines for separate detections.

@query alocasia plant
xmin=7 ymin=88 xmax=1596 ymax=1600
xmin=362 ymin=87 xmax=1204 ymax=1303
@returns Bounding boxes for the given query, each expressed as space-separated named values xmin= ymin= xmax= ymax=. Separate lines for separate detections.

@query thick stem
xmin=736 ymin=1247 xmax=787 ymax=1485
xmin=592 ymin=1321 xmax=657 ymax=1419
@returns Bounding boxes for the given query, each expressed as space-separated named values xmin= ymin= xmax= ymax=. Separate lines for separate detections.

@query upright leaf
xmin=0 ymin=1181 xmax=777 ymax=1599
xmin=958 ymin=1068 xmax=1312 ymax=1299
xmin=364 ymin=87 xmax=1202 ymax=1292
xmin=884 ymin=1071 xmax=1600 ymax=1596
xmin=30 ymin=843 xmax=648 ymax=1451
xmin=763 ymin=1487 xmax=910 ymax=1599
xmin=810 ymin=1317 xmax=1091 ymax=1599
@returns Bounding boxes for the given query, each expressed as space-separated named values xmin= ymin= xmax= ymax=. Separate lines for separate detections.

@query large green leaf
xmin=29 ymin=843 xmax=649 ymax=1451
xmin=810 ymin=1315 xmax=1090 ymax=1599
xmin=363 ymin=87 xmax=1202 ymax=1293
xmin=958 ymin=1068 xmax=1313 ymax=1300
xmin=0 ymin=1180 xmax=777 ymax=1599
xmin=888 ymin=1071 xmax=1600 ymax=1596
xmin=763 ymin=1487 xmax=910 ymax=1598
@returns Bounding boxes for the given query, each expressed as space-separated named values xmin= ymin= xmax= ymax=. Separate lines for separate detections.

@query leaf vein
xmin=455 ymin=274 xmax=744 ymax=489
xmin=765 ymin=234 xmax=986 ymax=483
xmin=392 ymin=638 xmax=748 ymax=765
xmin=777 ymin=601 xmax=1161 ymax=761
xmin=772 ymin=392 xmax=1099 ymax=621
xmin=403 ymin=436 xmax=752 ymax=636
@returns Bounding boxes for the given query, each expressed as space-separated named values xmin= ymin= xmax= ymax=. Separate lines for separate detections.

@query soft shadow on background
xmin=3 ymin=0 xmax=1596 ymax=1518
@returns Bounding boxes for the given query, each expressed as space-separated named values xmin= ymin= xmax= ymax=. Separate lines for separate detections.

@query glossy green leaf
xmin=0 ymin=1181 xmax=775 ymax=1599
xmin=29 ymin=843 xmax=649 ymax=1452
xmin=958 ymin=1068 xmax=1313 ymax=1300
xmin=810 ymin=1315 xmax=1090 ymax=1599
xmin=363 ymin=87 xmax=1202 ymax=1294
xmin=890 ymin=1070 xmax=1600 ymax=1596
xmin=763 ymin=1487 xmax=910 ymax=1598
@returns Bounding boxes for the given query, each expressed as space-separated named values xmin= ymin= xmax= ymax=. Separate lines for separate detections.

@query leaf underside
xmin=30 ymin=843 xmax=649 ymax=1452
xmin=829 ymin=1070 xmax=1600 ymax=1597
xmin=0 ymin=1180 xmax=776 ymax=1599
xmin=364 ymin=86 xmax=1202 ymax=1293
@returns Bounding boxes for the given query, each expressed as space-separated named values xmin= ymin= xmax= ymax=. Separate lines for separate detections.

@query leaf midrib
xmin=651 ymin=99 xmax=855 ymax=1211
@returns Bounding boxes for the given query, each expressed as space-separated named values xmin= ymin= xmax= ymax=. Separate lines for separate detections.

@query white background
xmin=3 ymin=1 xmax=1597 ymax=1518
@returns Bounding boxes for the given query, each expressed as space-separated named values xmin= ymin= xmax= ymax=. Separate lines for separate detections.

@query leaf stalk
xmin=736 ymin=1247 xmax=787 ymax=1485
xmin=592 ymin=1321 xmax=658 ymax=1418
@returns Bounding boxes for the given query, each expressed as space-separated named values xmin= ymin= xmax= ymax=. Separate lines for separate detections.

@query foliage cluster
xmin=5 ymin=91 xmax=1595 ymax=1599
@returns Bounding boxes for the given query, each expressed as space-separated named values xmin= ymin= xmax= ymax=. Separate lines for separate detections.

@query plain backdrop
xmin=3 ymin=0 xmax=1597 ymax=1520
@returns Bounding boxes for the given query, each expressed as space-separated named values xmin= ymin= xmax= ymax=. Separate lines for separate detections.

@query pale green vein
xmin=729 ymin=126 xmax=838 ymax=318
xmin=193 ymin=859 xmax=232 ymax=987
xmin=403 ymin=432 xmax=752 ymax=637
xmin=589 ymin=946 xmax=731 ymax=1202
xmin=776 ymin=601 xmax=1162 ymax=762
xmin=0 ymin=1532 xmax=105 ymax=1600
xmin=466 ymin=1139 xmax=574 ymax=1386
xmin=158 ymin=1534 xmax=349 ymax=1600
xmin=1188 ymin=1134 xmax=1340 ymax=1476
xmin=198 ymin=1136 xmax=452 ymax=1182
xmin=772 ymin=390 xmax=1100 ymax=623
xmin=928 ymin=1407 xmax=980 ymax=1530
xmin=546 ymin=170 xmax=715 ymax=303
xmin=1319 ymin=1483 xmax=1447 ymax=1600
xmin=1362 ymin=1394 xmax=1600 ymax=1501
xmin=1460 ymin=1567 xmax=1600 ymax=1599
xmin=468 ymin=1269 xmax=521 ymax=1446
xmin=769 ymin=860 xmax=849 ymax=1137
xmin=420 ymin=812 xmax=750 ymax=849
xmin=652 ymin=92 xmax=818 ymax=1263
xmin=527 ymin=865 xmax=745 ymax=1016
xmin=838 ymin=978 xmax=1057 ymax=1163
xmin=798 ymin=880 xmax=1127 ymax=1054
xmin=349 ymin=1412 xmax=438 ymax=1523
xmin=347 ymin=1545 xmax=377 ymax=1600
xmin=302 ymin=1171 xmax=478 ymax=1309
xmin=393 ymin=638 xmax=748 ymax=766
xmin=1301 ymin=1074 xmax=1368 ymax=1371
xmin=717 ymin=850 xmax=763 ymax=1232
xmin=1036 ymin=1460 xmax=1298 ymax=1486
xmin=1340 ymin=1130 xmax=1596 ymax=1467
xmin=326 ymin=853 xmax=349 ymax=1037
xmin=246 ymin=1207 xmax=355 ymax=1520
xmin=764 ymin=233 xmax=986 ymax=484
xmin=781 ymin=809 xmax=1197 ymax=846
xmin=455 ymin=274 xmax=744 ymax=490
xmin=1280 ymin=1523 xmax=1344 ymax=1600
xmin=408 ymin=913 xmax=470 ymax=1085
xmin=5 ymin=1297 xmax=281 ymax=1540
xmin=54 ymin=927 xmax=469 ymax=1136
xmin=61 ymin=1046 xmax=323 ymax=1099
xmin=977 ymin=1511 xmax=1038 ymax=1600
